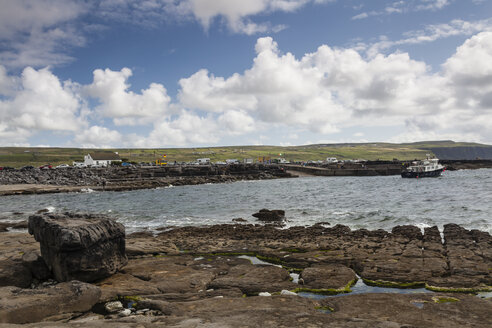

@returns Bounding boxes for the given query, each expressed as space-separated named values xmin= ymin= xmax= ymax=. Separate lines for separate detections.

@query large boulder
xmin=28 ymin=213 xmax=127 ymax=282
xmin=0 ymin=280 xmax=101 ymax=324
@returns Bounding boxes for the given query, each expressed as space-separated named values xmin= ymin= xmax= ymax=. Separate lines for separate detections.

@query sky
xmin=1 ymin=0 xmax=492 ymax=148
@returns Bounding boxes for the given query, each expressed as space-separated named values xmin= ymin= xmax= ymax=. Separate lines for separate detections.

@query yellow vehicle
xmin=155 ymin=154 xmax=167 ymax=166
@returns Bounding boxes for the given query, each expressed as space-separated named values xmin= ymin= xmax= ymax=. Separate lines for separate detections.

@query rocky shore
xmin=0 ymin=164 xmax=293 ymax=196
xmin=0 ymin=212 xmax=491 ymax=327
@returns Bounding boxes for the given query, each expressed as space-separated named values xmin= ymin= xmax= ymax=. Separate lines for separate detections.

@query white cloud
xmin=97 ymin=0 xmax=330 ymax=35
xmin=85 ymin=68 xmax=172 ymax=126
xmin=416 ymin=0 xmax=450 ymax=11
xmin=74 ymin=125 xmax=123 ymax=148
xmin=352 ymin=0 xmax=451 ymax=20
xmin=0 ymin=66 xmax=85 ymax=145
xmin=363 ymin=18 xmax=492 ymax=57
xmin=0 ymin=0 xmax=88 ymax=68
xmin=137 ymin=110 xmax=221 ymax=147
xmin=177 ymin=34 xmax=492 ymax=143
xmin=3 ymin=31 xmax=492 ymax=147
xmin=0 ymin=0 xmax=332 ymax=69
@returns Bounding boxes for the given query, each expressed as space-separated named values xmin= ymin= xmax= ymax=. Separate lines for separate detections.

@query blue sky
xmin=1 ymin=0 xmax=492 ymax=148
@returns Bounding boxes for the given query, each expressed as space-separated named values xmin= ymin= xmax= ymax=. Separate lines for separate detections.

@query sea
xmin=1 ymin=168 xmax=491 ymax=235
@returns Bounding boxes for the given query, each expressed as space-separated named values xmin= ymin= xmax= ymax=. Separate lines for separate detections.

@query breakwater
xmin=0 ymin=164 xmax=293 ymax=195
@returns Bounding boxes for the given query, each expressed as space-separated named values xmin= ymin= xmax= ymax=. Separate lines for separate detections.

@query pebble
xmin=104 ymin=301 xmax=123 ymax=314
xmin=281 ymin=290 xmax=297 ymax=296
xmin=118 ymin=308 xmax=132 ymax=317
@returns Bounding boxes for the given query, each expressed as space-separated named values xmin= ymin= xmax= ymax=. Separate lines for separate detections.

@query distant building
xmin=197 ymin=158 xmax=210 ymax=165
xmin=84 ymin=152 xmax=121 ymax=167
xmin=243 ymin=158 xmax=253 ymax=164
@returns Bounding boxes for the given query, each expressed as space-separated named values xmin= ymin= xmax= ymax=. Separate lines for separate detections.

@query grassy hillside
xmin=0 ymin=141 xmax=490 ymax=168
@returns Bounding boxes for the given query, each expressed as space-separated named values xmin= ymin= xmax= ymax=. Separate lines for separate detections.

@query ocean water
xmin=1 ymin=169 xmax=491 ymax=234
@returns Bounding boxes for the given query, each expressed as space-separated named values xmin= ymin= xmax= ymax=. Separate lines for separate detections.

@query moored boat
xmin=401 ymin=156 xmax=445 ymax=178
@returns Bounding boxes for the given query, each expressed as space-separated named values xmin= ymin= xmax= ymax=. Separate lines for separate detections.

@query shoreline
xmin=1 ymin=218 xmax=491 ymax=326
xmin=1 ymin=164 xmax=491 ymax=197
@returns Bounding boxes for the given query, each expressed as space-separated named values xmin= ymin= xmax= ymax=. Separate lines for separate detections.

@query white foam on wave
xmin=415 ymin=222 xmax=431 ymax=234
xmin=46 ymin=206 xmax=56 ymax=213
xmin=80 ymin=188 xmax=95 ymax=193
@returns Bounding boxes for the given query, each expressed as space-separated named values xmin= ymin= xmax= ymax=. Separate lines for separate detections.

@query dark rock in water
xmin=28 ymin=213 xmax=127 ymax=282
xmin=22 ymin=251 xmax=51 ymax=281
xmin=252 ymin=209 xmax=285 ymax=222
xmin=232 ymin=218 xmax=247 ymax=222
xmin=0 ymin=280 xmax=101 ymax=324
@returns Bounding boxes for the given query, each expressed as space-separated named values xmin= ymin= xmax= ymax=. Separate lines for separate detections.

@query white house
xmin=83 ymin=152 xmax=121 ymax=167
xmin=197 ymin=158 xmax=210 ymax=165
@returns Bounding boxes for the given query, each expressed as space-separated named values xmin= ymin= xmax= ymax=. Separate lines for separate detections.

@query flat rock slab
xmin=125 ymin=236 xmax=179 ymax=257
xmin=158 ymin=223 xmax=492 ymax=289
xmin=28 ymin=213 xmax=127 ymax=282
xmin=11 ymin=293 xmax=491 ymax=328
xmin=300 ymin=264 xmax=357 ymax=290
xmin=208 ymin=263 xmax=297 ymax=295
xmin=97 ymin=256 xmax=220 ymax=301
xmin=0 ymin=281 xmax=101 ymax=324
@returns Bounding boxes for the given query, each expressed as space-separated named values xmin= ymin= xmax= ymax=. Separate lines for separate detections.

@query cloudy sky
xmin=1 ymin=0 xmax=492 ymax=148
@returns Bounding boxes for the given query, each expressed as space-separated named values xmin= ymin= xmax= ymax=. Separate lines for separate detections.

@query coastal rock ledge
xmin=28 ymin=213 xmax=127 ymax=282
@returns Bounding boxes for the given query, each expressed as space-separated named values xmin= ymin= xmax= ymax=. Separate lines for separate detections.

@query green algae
xmin=432 ymin=296 xmax=459 ymax=303
xmin=362 ymin=278 xmax=425 ymax=289
xmin=121 ymin=295 xmax=143 ymax=302
xmin=314 ymin=305 xmax=334 ymax=313
xmin=425 ymin=284 xmax=492 ymax=293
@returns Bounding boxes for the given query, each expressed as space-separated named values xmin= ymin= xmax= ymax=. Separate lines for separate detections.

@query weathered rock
xmin=252 ymin=209 xmax=285 ymax=222
xmin=392 ymin=225 xmax=423 ymax=240
xmin=0 ymin=280 xmax=101 ymax=324
xmin=97 ymin=256 xmax=218 ymax=301
xmin=208 ymin=263 xmax=296 ymax=295
xmin=125 ymin=235 xmax=179 ymax=257
xmin=0 ymin=259 xmax=32 ymax=288
xmin=28 ymin=213 xmax=127 ymax=282
xmin=300 ymin=264 xmax=357 ymax=290
xmin=22 ymin=250 xmax=51 ymax=280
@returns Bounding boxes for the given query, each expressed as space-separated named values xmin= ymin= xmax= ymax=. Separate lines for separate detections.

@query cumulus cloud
xmin=85 ymin=68 xmax=172 ymax=126
xmin=177 ymin=34 xmax=492 ymax=143
xmin=137 ymin=110 xmax=221 ymax=147
xmin=0 ymin=66 xmax=85 ymax=145
xmin=73 ymin=125 xmax=123 ymax=148
xmin=3 ymin=31 xmax=492 ymax=147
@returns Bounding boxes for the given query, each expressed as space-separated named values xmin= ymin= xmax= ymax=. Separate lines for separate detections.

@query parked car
xmin=0 ymin=166 xmax=14 ymax=171
xmin=20 ymin=165 xmax=34 ymax=171
xmin=39 ymin=164 xmax=53 ymax=170
xmin=55 ymin=164 xmax=70 ymax=169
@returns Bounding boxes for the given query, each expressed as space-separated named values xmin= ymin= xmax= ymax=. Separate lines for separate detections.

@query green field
xmin=0 ymin=141 xmax=490 ymax=168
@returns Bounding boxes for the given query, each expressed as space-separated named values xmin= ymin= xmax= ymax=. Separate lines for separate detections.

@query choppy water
xmin=1 ymin=169 xmax=491 ymax=234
